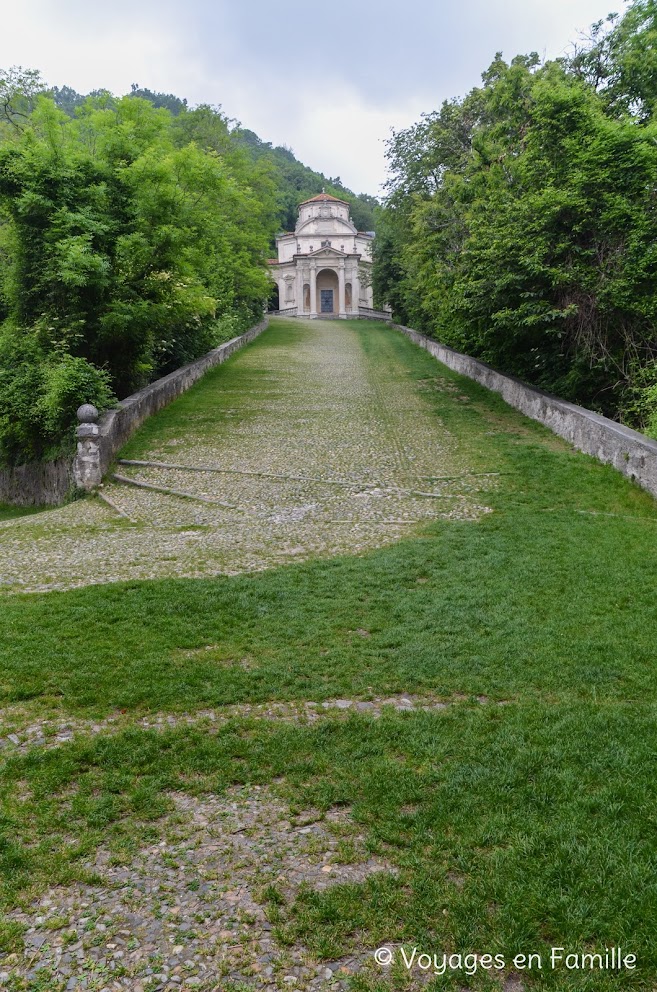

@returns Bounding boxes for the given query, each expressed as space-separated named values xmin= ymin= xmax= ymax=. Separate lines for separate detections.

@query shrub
xmin=0 ymin=335 xmax=114 ymax=466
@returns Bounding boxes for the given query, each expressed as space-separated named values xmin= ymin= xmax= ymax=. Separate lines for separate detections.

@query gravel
xmin=0 ymin=694 xmax=505 ymax=756
xmin=1 ymin=784 xmax=397 ymax=991
xmin=0 ymin=320 xmax=494 ymax=593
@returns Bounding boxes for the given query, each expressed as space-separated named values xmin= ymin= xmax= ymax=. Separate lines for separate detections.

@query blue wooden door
xmin=320 ymin=290 xmax=333 ymax=313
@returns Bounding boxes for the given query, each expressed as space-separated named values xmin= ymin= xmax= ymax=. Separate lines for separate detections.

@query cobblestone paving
xmin=0 ymin=695 xmax=505 ymax=757
xmin=0 ymin=320 xmax=514 ymax=991
xmin=0 ymin=696 xmax=519 ymax=992
xmin=2 ymin=710 xmax=529 ymax=992
xmin=0 ymin=319 xmax=494 ymax=593
xmin=0 ymin=694 xmax=517 ymax=992
xmin=2 ymin=786 xmax=398 ymax=992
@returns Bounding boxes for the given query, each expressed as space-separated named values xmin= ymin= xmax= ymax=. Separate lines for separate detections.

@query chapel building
xmin=269 ymin=192 xmax=389 ymax=319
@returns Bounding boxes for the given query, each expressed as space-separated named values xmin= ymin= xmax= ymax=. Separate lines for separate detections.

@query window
xmin=321 ymin=240 xmax=331 ymax=248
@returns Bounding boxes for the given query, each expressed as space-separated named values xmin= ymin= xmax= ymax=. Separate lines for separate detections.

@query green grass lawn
xmin=0 ymin=503 xmax=44 ymax=522
xmin=2 ymin=321 xmax=657 ymax=988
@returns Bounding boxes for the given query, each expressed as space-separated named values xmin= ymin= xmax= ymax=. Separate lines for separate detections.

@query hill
xmin=0 ymin=68 xmax=379 ymax=468
xmin=52 ymin=84 xmax=379 ymax=233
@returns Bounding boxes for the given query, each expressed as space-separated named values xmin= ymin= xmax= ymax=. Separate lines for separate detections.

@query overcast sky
xmin=2 ymin=0 xmax=628 ymax=195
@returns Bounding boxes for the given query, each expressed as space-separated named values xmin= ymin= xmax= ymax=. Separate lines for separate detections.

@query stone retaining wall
xmin=393 ymin=323 xmax=657 ymax=500
xmin=0 ymin=318 xmax=269 ymax=508
xmin=0 ymin=458 xmax=74 ymax=508
xmin=95 ymin=318 xmax=269 ymax=477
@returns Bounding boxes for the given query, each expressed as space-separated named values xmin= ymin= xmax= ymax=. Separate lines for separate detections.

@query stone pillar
xmin=296 ymin=266 xmax=304 ymax=314
xmin=351 ymin=266 xmax=361 ymax=316
xmin=309 ymin=262 xmax=317 ymax=319
xmin=299 ymin=268 xmax=306 ymax=314
xmin=338 ymin=262 xmax=347 ymax=319
xmin=73 ymin=404 xmax=102 ymax=491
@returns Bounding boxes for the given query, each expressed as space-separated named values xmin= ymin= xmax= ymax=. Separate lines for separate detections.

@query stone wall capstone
xmin=0 ymin=318 xmax=269 ymax=507
xmin=392 ymin=322 xmax=657 ymax=500
xmin=93 ymin=319 xmax=269 ymax=478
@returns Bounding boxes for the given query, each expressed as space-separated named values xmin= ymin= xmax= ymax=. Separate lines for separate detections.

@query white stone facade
xmin=269 ymin=193 xmax=386 ymax=318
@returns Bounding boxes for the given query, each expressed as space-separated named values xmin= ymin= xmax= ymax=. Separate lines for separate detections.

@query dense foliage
xmin=0 ymin=70 xmax=377 ymax=468
xmin=373 ymin=0 xmax=657 ymax=430
xmin=229 ymin=127 xmax=378 ymax=233
xmin=54 ymin=85 xmax=378 ymax=233
xmin=0 ymin=70 xmax=378 ymax=468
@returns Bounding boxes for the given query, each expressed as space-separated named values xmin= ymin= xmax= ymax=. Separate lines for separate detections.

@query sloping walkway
xmin=0 ymin=319 xmax=495 ymax=592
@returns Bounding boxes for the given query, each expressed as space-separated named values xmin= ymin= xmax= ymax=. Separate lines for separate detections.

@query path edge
xmin=94 ymin=318 xmax=270 ymax=479
xmin=391 ymin=322 xmax=657 ymax=500
xmin=0 ymin=318 xmax=270 ymax=507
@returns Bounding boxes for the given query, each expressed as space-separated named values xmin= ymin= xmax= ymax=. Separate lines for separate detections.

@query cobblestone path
xmin=0 ymin=320 xmax=540 ymax=989
xmin=0 ymin=319 xmax=495 ymax=593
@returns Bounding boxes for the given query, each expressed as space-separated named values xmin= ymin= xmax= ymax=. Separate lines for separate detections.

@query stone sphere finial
xmin=77 ymin=403 xmax=99 ymax=424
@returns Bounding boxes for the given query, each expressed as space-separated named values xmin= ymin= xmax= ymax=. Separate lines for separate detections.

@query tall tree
xmin=373 ymin=1 xmax=657 ymax=429
xmin=0 ymin=89 xmax=277 ymax=464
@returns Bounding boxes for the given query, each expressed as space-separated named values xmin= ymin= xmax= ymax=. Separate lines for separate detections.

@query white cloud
xmin=244 ymin=86 xmax=425 ymax=195
xmin=1 ymin=0 xmax=631 ymax=193
xmin=1 ymin=1 xmax=178 ymax=95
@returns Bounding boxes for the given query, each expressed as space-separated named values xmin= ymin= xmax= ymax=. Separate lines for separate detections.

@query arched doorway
xmin=316 ymin=269 xmax=339 ymax=315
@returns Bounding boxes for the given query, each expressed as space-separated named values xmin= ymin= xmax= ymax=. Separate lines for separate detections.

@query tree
xmin=130 ymin=84 xmax=188 ymax=117
xmin=0 ymin=67 xmax=45 ymax=138
xmin=373 ymin=6 xmax=657 ymax=426
xmin=567 ymin=1 xmax=657 ymax=120
xmin=0 ymin=67 xmax=377 ymax=464
xmin=0 ymin=89 xmax=278 ymax=464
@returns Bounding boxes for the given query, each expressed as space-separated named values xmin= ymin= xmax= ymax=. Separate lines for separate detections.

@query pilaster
xmin=309 ymin=261 xmax=317 ymax=318
xmin=338 ymin=261 xmax=347 ymax=319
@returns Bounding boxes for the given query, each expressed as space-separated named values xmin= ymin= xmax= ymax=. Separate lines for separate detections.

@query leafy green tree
xmin=568 ymin=1 xmax=657 ymax=120
xmin=373 ymin=1 xmax=657 ymax=426
xmin=129 ymin=84 xmax=188 ymax=116
xmin=0 ymin=67 xmax=45 ymax=139
xmin=51 ymin=84 xmax=85 ymax=117
xmin=0 ymin=88 xmax=278 ymax=464
xmin=0 ymin=67 xmax=375 ymax=465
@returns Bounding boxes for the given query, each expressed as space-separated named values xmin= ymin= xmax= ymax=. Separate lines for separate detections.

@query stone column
xmin=351 ymin=266 xmax=361 ymax=316
xmin=300 ymin=268 xmax=307 ymax=314
xmin=309 ymin=262 xmax=317 ymax=318
xmin=296 ymin=265 xmax=304 ymax=314
xmin=73 ymin=404 xmax=102 ymax=491
xmin=338 ymin=262 xmax=347 ymax=319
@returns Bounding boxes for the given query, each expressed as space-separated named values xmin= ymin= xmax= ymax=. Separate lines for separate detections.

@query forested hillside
xmin=0 ymin=70 xmax=376 ymax=468
xmin=373 ymin=0 xmax=657 ymax=431
xmin=54 ymin=83 xmax=379 ymax=233
xmin=227 ymin=127 xmax=378 ymax=233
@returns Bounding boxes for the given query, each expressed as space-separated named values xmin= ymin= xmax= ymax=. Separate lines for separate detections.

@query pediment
xmin=310 ymin=246 xmax=347 ymax=258
xmin=295 ymin=216 xmax=357 ymax=236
